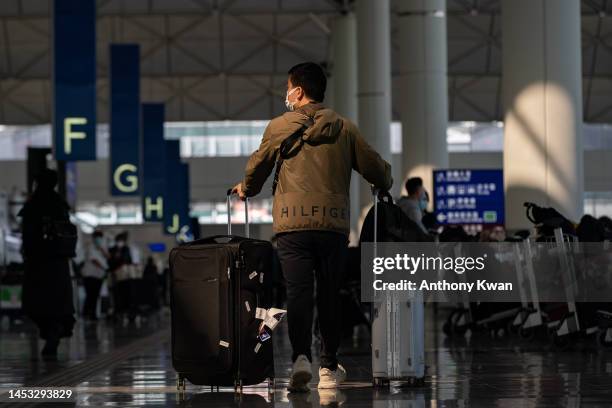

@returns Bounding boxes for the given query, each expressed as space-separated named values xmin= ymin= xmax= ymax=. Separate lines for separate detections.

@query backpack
xmin=524 ymin=202 xmax=575 ymax=238
xmin=360 ymin=192 xmax=433 ymax=243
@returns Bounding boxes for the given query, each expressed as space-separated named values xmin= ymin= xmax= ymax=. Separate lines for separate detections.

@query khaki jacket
xmin=241 ymin=103 xmax=393 ymax=235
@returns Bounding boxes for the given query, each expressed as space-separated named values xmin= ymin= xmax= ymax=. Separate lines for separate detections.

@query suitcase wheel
xmin=176 ymin=374 xmax=186 ymax=392
xmin=407 ymin=377 xmax=425 ymax=387
xmin=373 ymin=377 xmax=389 ymax=388
xmin=234 ymin=379 xmax=244 ymax=393
xmin=267 ymin=377 xmax=275 ymax=394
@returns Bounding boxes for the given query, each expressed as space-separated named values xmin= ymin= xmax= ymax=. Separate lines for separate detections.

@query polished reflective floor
xmin=1 ymin=307 xmax=612 ymax=407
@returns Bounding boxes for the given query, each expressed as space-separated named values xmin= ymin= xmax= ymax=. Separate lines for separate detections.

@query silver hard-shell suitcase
xmin=370 ymin=189 xmax=426 ymax=386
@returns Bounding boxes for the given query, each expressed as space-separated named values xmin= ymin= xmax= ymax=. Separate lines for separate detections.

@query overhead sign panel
xmin=163 ymin=141 xmax=191 ymax=239
xmin=141 ymin=103 xmax=166 ymax=222
xmin=433 ymin=169 xmax=505 ymax=226
xmin=110 ymin=44 xmax=141 ymax=196
xmin=53 ymin=0 xmax=97 ymax=161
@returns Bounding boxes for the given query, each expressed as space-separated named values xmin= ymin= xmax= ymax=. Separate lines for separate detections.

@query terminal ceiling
xmin=0 ymin=0 xmax=609 ymax=124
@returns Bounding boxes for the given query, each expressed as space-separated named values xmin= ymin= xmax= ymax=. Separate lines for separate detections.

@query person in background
xmin=143 ymin=256 xmax=157 ymax=278
xmin=19 ymin=169 xmax=75 ymax=358
xmin=160 ymin=265 xmax=170 ymax=306
xmin=480 ymin=225 xmax=507 ymax=242
xmin=577 ymin=215 xmax=606 ymax=242
xmin=598 ymin=215 xmax=612 ymax=240
xmin=108 ymin=232 xmax=135 ymax=322
xmin=81 ymin=230 xmax=108 ymax=321
xmin=397 ymin=177 xmax=428 ymax=233
xmin=142 ymin=256 xmax=160 ymax=311
xmin=421 ymin=211 xmax=438 ymax=235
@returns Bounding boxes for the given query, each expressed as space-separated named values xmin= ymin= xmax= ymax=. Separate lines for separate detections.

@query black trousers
xmin=82 ymin=277 xmax=103 ymax=319
xmin=277 ymin=230 xmax=348 ymax=370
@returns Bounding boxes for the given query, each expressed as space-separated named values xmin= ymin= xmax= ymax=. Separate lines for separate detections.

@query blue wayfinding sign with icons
xmin=433 ymin=169 xmax=505 ymax=226
xmin=53 ymin=0 xmax=97 ymax=161
xmin=110 ymin=44 xmax=140 ymax=196
xmin=141 ymin=104 xmax=166 ymax=222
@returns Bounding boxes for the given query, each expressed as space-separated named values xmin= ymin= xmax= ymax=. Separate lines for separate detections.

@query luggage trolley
xmin=593 ymin=239 xmax=612 ymax=348
xmin=442 ymin=242 xmax=524 ymax=338
xmin=442 ymin=243 xmax=472 ymax=337
xmin=463 ymin=243 xmax=523 ymax=337
xmin=511 ymin=239 xmax=544 ymax=339
xmin=553 ymin=234 xmax=612 ymax=349
xmin=544 ymin=228 xmax=581 ymax=349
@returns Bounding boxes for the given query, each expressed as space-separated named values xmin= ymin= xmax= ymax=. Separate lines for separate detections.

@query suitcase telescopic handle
xmin=371 ymin=186 xmax=379 ymax=251
xmin=370 ymin=187 xmax=392 ymax=251
xmin=226 ymin=189 xmax=250 ymax=238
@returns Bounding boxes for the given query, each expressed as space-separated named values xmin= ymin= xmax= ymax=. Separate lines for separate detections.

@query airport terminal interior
xmin=1 ymin=0 xmax=612 ymax=407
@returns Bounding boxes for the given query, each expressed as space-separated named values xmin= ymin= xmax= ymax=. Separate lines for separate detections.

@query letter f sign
xmin=64 ymin=117 xmax=88 ymax=155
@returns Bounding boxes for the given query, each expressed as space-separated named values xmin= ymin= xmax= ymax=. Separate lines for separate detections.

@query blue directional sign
xmin=163 ymin=141 xmax=192 ymax=240
xmin=433 ymin=169 xmax=505 ymax=226
xmin=110 ymin=44 xmax=140 ymax=196
xmin=141 ymin=104 xmax=165 ymax=222
xmin=53 ymin=0 xmax=97 ymax=161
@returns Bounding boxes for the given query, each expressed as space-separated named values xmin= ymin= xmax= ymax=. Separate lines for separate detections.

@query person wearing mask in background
xmin=397 ymin=177 xmax=428 ymax=234
xmin=19 ymin=169 xmax=75 ymax=358
xmin=489 ymin=225 xmax=507 ymax=242
xmin=81 ymin=230 xmax=108 ymax=322
xmin=231 ymin=62 xmax=392 ymax=392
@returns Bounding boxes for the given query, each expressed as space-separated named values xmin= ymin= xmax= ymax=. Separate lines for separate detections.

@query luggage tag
xmin=258 ymin=330 xmax=271 ymax=342
xmin=263 ymin=316 xmax=279 ymax=331
xmin=255 ymin=308 xmax=267 ymax=320
xmin=266 ymin=307 xmax=287 ymax=322
xmin=259 ymin=307 xmax=287 ymax=332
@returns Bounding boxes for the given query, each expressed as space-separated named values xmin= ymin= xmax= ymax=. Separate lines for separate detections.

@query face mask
xmin=94 ymin=238 xmax=103 ymax=246
xmin=285 ymin=87 xmax=299 ymax=111
xmin=418 ymin=198 xmax=428 ymax=211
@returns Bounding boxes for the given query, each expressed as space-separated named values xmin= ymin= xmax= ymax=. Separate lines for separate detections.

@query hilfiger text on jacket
xmin=279 ymin=205 xmax=348 ymax=220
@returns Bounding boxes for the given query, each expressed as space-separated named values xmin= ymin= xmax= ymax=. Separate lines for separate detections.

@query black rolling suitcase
xmin=170 ymin=191 xmax=276 ymax=392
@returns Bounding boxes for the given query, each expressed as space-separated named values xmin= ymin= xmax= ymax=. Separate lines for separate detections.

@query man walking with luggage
xmin=232 ymin=62 xmax=392 ymax=392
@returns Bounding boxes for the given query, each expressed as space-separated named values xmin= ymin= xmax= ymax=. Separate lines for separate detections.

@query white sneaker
xmin=317 ymin=364 xmax=347 ymax=389
xmin=318 ymin=389 xmax=347 ymax=406
xmin=288 ymin=355 xmax=312 ymax=393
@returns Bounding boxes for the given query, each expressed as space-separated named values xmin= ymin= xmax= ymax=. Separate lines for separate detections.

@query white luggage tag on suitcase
xmin=370 ymin=188 xmax=426 ymax=385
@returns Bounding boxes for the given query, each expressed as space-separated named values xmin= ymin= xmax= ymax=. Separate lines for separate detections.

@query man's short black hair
xmin=405 ymin=177 xmax=423 ymax=196
xmin=288 ymin=62 xmax=327 ymax=102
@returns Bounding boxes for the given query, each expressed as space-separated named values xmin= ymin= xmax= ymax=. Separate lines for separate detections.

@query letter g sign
xmin=113 ymin=164 xmax=138 ymax=193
